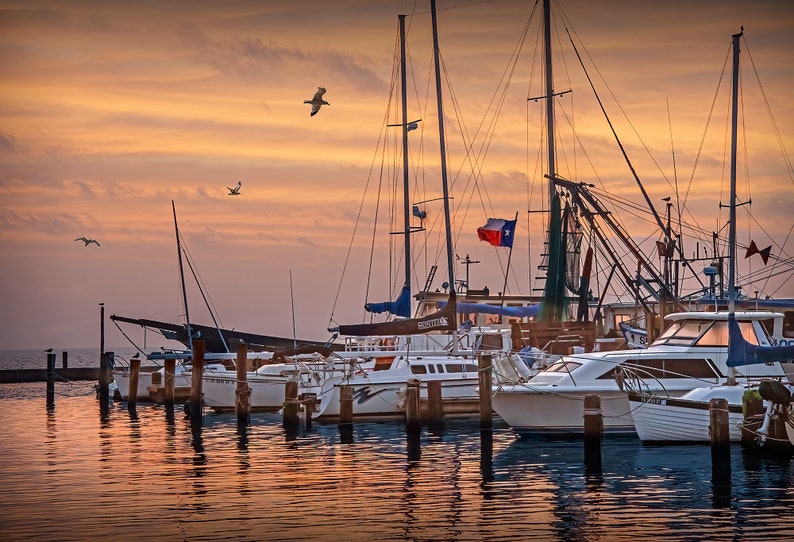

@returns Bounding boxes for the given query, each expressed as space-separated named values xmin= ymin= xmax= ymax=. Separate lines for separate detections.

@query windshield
xmin=652 ymin=318 xmax=761 ymax=347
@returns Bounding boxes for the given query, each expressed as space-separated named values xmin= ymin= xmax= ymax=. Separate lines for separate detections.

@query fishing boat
xmin=627 ymin=30 xmax=794 ymax=443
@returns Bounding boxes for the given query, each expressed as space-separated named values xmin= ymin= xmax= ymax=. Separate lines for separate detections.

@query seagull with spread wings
xmin=304 ymin=86 xmax=330 ymax=116
xmin=227 ymin=181 xmax=242 ymax=195
xmin=75 ymin=237 xmax=100 ymax=247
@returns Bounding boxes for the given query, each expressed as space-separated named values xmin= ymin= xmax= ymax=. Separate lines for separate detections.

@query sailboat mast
xmin=399 ymin=14 xmax=412 ymax=303
xmin=430 ymin=0 xmax=456 ymax=292
xmin=727 ymin=29 xmax=742 ymax=313
xmin=543 ymin=0 xmax=556 ymax=203
xmin=172 ymin=200 xmax=193 ymax=350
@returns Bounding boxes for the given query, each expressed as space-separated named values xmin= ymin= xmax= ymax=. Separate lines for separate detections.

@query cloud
xmin=0 ymin=132 xmax=16 ymax=153
xmin=177 ymin=22 xmax=385 ymax=93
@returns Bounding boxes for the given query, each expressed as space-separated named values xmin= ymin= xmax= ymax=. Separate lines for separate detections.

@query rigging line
xmin=327 ymin=25 xmax=402 ymax=326
xmin=666 ymin=99 xmax=683 ymax=249
xmin=180 ymin=237 xmax=227 ymax=340
xmin=744 ymin=38 xmax=794 ymax=183
xmin=565 ymin=30 xmax=702 ymax=294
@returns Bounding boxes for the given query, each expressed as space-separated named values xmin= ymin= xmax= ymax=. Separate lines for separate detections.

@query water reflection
xmin=2 ymin=398 xmax=794 ymax=541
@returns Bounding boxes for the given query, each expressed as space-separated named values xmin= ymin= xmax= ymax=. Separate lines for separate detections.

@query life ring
xmin=380 ymin=337 xmax=396 ymax=349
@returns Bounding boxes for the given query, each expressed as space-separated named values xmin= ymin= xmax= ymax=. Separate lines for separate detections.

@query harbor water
xmin=1 ymin=349 xmax=793 ymax=541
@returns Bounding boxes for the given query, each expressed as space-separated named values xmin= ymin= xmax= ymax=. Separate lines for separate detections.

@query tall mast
xmin=430 ymin=0 xmax=456 ymax=292
xmin=172 ymin=200 xmax=192 ymax=350
xmin=543 ymin=0 xmax=556 ymax=204
xmin=399 ymin=14 xmax=412 ymax=303
xmin=727 ymin=29 xmax=742 ymax=313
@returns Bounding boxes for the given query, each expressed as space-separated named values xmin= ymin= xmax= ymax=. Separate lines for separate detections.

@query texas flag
xmin=477 ymin=218 xmax=517 ymax=248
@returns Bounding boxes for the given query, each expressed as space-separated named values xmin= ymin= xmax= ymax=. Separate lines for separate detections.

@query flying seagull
xmin=227 ymin=181 xmax=242 ymax=195
xmin=75 ymin=237 xmax=100 ymax=247
xmin=304 ymin=86 xmax=329 ymax=116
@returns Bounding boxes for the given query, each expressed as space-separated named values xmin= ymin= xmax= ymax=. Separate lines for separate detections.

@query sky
xmin=1 ymin=0 xmax=793 ymax=350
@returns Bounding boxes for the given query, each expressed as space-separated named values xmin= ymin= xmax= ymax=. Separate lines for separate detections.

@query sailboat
xmin=313 ymin=3 xmax=508 ymax=421
xmin=628 ymin=30 xmax=794 ymax=443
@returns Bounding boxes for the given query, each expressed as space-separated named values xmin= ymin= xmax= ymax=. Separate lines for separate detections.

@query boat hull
xmin=313 ymin=374 xmax=480 ymax=421
xmin=628 ymin=389 xmax=746 ymax=442
xmin=492 ymin=385 xmax=637 ymax=434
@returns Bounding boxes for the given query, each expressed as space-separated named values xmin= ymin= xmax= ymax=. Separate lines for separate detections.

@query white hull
xmin=314 ymin=371 xmax=480 ymax=420
xmin=202 ymin=374 xmax=290 ymax=412
xmin=492 ymin=385 xmax=637 ymax=434
xmin=629 ymin=386 xmax=749 ymax=442
xmin=113 ymin=368 xmax=193 ymax=400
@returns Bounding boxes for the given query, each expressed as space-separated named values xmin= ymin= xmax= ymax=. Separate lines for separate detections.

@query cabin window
xmin=411 ymin=365 xmax=428 ymax=375
xmin=544 ymin=360 xmax=582 ymax=373
xmin=446 ymin=364 xmax=464 ymax=373
xmin=783 ymin=312 xmax=794 ymax=339
xmin=696 ymin=320 xmax=759 ymax=347
xmin=464 ymin=364 xmax=478 ymax=373
xmin=599 ymin=358 xmax=720 ymax=380
xmin=652 ymin=320 xmax=712 ymax=346
xmin=427 ymin=364 xmax=436 ymax=373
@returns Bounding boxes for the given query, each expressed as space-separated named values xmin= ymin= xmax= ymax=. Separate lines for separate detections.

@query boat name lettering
xmin=418 ymin=316 xmax=449 ymax=330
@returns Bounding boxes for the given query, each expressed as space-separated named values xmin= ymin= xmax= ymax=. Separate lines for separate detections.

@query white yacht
xmin=491 ymin=311 xmax=794 ymax=435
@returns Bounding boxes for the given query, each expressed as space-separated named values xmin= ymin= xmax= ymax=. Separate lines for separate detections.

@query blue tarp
xmin=364 ymin=284 xmax=411 ymax=318
xmin=439 ymin=301 xmax=540 ymax=318
xmin=726 ymin=313 xmax=794 ymax=367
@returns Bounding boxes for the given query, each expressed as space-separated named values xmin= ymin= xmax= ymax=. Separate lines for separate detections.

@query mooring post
xmin=128 ymin=357 xmax=141 ymax=411
xmin=710 ymin=397 xmax=731 ymax=448
xmin=46 ymin=352 xmax=56 ymax=409
xmin=405 ymin=378 xmax=421 ymax=431
xmin=61 ymin=351 xmax=68 ymax=369
xmin=740 ymin=390 xmax=763 ymax=447
xmin=98 ymin=351 xmax=113 ymax=404
xmin=583 ymin=394 xmax=603 ymax=473
xmin=478 ymin=354 xmax=493 ymax=430
xmin=709 ymin=397 xmax=732 ymax=500
xmin=235 ymin=342 xmax=250 ymax=426
xmin=163 ymin=358 xmax=176 ymax=408
xmin=189 ymin=340 xmax=205 ymax=422
xmin=339 ymin=385 xmax=353 ymax=425
xmin=283 ymin=379 xmax=299 ymax=426
xmin=427 ymin=380 xmax=444 ymax=425
xmin=301 ymin=393 xmax=317 ymax=429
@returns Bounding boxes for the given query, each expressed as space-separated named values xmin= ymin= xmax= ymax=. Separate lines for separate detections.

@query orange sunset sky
xmin=1 ymin=0 xmax=793 ymax=350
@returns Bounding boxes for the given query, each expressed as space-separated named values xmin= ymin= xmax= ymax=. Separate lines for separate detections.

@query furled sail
xmin=364 ymin=284 xmax=411 ymax=318
xmin=538 ymin=193 xmax=570 ymax=322
xmin=439 ymin=301 xmax=539 ymax=319
xmin=335 ymin=293 xmax=457 ymax=337
xmin=726 ymin=313 xmax=794 ymax=367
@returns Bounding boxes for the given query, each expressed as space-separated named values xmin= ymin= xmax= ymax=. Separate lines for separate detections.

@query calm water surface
xmin=1 ymin=350 xmax=793 ymax=541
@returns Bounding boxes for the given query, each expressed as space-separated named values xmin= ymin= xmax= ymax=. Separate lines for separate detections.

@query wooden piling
xmin=740 ymin=390 xmax=764 ymax=447
xmin=302 ymin=393 xmax=317 ymax=429
xmin=189 ymin=340 xmax=205 ymax=421
xmin=583 ymin=394 xmax=603 ymax=473
xmin=163 ymin=358 xmax=176 ymax=408
xmin=478 ymin=354 xmax=493 ymax=430
xmin=128 ymin=357 xmax=140 ymax=411
xmin=283 ymin=379 xmax=299 ymax=426
xmin=46 ymin=352 xmax=56 ymax=409
xmin=98 ymin=351 xmax=113 ymax=403
xmin=427 ymin=380 xmax=444 ymax=424
xmin=709 ymin=397 xmax=732 ymax=487
xmin=235 ymin=342 xmax=250 ymax=425
xmin=339 ymin=385 xmax=353 ymax=425
xmin=61 ymin=351 xmax=68 ymax=369
xmin=405 ymin=378 xmax=421 ymax=431
xmin=709 ymin=398 xmax=731 ymax=448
